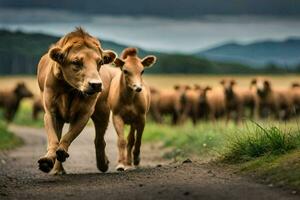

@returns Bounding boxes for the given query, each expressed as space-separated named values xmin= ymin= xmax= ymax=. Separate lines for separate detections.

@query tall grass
xmin=223 ymin=122 xmax=300 ymax=162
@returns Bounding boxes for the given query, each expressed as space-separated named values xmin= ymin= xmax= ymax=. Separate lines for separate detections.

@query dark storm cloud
xmin=0 ymin=0 xmax=299 ymax=17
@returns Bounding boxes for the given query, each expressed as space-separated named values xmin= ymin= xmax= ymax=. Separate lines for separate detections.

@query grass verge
xmin=143 ymin=119 xmax=300 ymax=189
xmin=0 ymin=121 xmax=23 ymax=150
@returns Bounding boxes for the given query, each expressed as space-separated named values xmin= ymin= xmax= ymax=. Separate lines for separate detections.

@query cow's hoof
xmin=52 ymin=169 xmax=67 ymax=176
xmin=38 ymin=157 xmax=54 ymax=173
xmin=125 ymin=165 xmax=134 ymax=171
xmin=116 ymin=163 xmax=125 ymax=171
xmin=97 ymin=157 xmax=109 ymax=172
xmin=133 ymin=156 xmax=140 ymax=166
xmin=56 ymin=148 xmax=69 ymax=162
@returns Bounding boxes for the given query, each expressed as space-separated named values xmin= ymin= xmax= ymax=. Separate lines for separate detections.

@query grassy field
xmin=1 ymin=74 xmax=300 ymax=93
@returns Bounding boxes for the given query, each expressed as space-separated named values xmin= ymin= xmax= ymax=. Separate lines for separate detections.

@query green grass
xmin=223 ymin=123 xmax=300 ymax=162
xmin=0 ymin=121 xmax=23 ymax=150
xmin=143 ymin=118 xmax=300 ymax=189
xmin=143 ymin=120 xmax=245 ymax=160
xmin=238 ymin=150 xmax=300 ymax=188
xmin=0 ymin=100 xmax=44 ymax=128
xmin=13 ymin=101 xmax=44 ymax=128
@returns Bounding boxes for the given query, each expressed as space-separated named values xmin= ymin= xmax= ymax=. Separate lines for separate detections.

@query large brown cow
xmin=37 ymin=28 xmax=117 ymax=174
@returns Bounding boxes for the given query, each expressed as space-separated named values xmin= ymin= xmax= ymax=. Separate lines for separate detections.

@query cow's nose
xmin=88 ymin=81 xmax=102 ymax=92
xmin=135 ymin=87 xmax=142 ymax=92
xmin=133 ymin=84 xmax=142 ymax=92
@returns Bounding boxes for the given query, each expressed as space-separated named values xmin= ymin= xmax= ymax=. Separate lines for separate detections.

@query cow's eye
xmin=72 ymin=60 xmax=82 ymax=67
xmin=97 ymin=59 xmax=103 ymax=66
xmin=123 ymin=69 xmax=129 ymax=75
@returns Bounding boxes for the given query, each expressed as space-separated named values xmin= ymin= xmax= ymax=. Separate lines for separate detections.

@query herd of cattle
xmin=149 ymin=78 xmax=300 ymax=125
xmin=1 ymin=78 xmax=300 ymax=125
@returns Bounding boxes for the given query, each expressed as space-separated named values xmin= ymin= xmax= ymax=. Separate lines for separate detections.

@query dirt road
xmin=0 ymin=123 xmax=298 ymax=200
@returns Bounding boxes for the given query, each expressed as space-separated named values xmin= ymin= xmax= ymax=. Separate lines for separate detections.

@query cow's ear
xmin=49 ymin=47 xmax=65 ymax=64
xmin=250 ymin=78 xmax=257 ymax=85
xmin=230 ymin=80 xmax=236 ymax=86
xmin=204 ymin=86 xmax=212 ymax=91
xmin=142 ymin=55 xmax=156 ymax=68
xmin=194 ymin=84 xmax=201 ymax=90
xmin=264 ymin=80 xmax=271 ymax=88
xmin=185 ymin=85 xmax=191 ymax=90
xmin=114 ymin=58 xmax=125 ymax=69
xmin=174 ymin=85 xmax=180 ymax=90
xmin=220 ymin=79 xmax=225 ymax=85
xmin=103 ymin=50 xmax=117 ymax=64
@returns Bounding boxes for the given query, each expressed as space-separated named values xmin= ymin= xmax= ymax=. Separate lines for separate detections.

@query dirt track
xmin=0 ymin=123 xmax=299 ymax=200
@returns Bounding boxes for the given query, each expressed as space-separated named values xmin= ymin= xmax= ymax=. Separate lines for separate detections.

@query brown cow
xmin=290 ymin=84 xmax=300 ymax=116
xmin=250 ymin=78 xmax=293 ymax=120
xmin=0 ymin=82 xmax=33 ymax=122
xmin=220 ymin=79 xmax=255 ymax=123
xmin=108 ymin=47 xmax=156 ymax=171
xmin=149 ymin=85 xmax=188 ymax=125
xmin=32 ymin=97 xmax=44 ymax=120
xmin=204 ymin=87 xmax=226 ymax=121
xmin=180 ymin=84 xmax=203 ymax=125
xmin=37 ymin=28 xmax=117 ymax=174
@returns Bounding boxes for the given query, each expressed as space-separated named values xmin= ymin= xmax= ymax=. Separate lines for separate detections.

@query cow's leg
xmin=126 ymin=125 xmax=136 ymax=168
xmin=113 ymin=114 xmax=126 ymax=171
xmin=38 ymin=112 xmax=64 ymax=173
xmin=92 ymin=103 xmax=110 ymax=173
xmin=55 ymin=112 xmax=90 ymax=163
xmin=133 ymin=115 xmax=145 ymax=166
xmin=52 ymin=122 xmax=65 ymax=175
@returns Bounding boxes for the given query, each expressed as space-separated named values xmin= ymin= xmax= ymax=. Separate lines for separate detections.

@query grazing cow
xmin=32 ymin=97 xmax=44 ymax=120
xmin=250 ymin=78 xmax=293 ymax=120
xmin=149 ymin=85 xmax=188 ymax=125
xmin=220 ymin=79 xmax=255 ymax=123
xmin=0 ymin=82 xmax=33 ymax=122
xmin=108 ymin=47 xmax=156 ymax=171
xmin=205 ymin=87 xmax=226 ymax=121
xmin=37 ymin=28 xmax=117 ymax=174
xmin=290 ymin=84 xmax=300 ymax=116
xmin=180 ymin=84 xmax=202 ymax=125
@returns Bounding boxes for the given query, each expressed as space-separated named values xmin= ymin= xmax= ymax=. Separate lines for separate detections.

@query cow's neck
xmin=119 ymin=74 xmax=135 ymax=104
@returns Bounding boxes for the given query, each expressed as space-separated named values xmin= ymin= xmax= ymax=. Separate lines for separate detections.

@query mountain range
xmin=196 ymin=38 xmax=300 ymax=68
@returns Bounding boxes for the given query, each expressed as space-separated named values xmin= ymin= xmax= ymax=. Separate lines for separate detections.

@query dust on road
xmin=0 ymin=122 xmax=298 ymax=200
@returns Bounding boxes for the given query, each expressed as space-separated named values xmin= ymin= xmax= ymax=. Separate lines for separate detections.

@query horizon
xmin=1 ymin=8 xmax=300 ymax=53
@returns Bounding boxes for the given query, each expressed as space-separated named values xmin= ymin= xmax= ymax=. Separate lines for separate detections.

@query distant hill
xmin=196 ymin=38 xmax=300 ymax=68
xmin=0 ymin=0 xmax=300 ymax=18
xmin=0 ymin=29 xmax=294 ymax=75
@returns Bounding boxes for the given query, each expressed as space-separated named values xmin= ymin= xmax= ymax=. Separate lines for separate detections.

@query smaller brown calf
xmin=32 ymin=97 xmax=44 ymax=120
xmin=0 ymin=82 xmax=33 ymax=122
xmin=108 ymin=48 xmax=156 ymax=171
